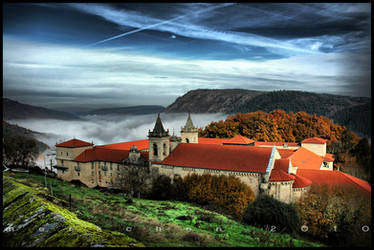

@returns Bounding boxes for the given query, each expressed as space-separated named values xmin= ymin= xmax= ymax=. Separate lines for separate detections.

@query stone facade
xmin=301 ymin=142 xmax=326 ymax=157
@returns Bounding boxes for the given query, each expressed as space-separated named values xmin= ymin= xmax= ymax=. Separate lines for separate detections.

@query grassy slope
xmin=2 ymin=174 xmax=143 ymax=247
xmin=5 ymin=172 xmax=323 ymax=247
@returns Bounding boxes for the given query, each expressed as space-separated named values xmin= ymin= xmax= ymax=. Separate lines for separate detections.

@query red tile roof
xmin=289 ymin=147 xmax=323 ymax=170
xmin=269 ymin=169 xmax=295 ymax=182
xmin=292 ymin=174 xmax=313 ymax=188
xmin=277 ymin=149 xmax=297 ymax=159
xmin=74 ymin=147 xmax=129 ymax=163
xmin=97 ymin=139 xmax=149 ymax=151
xmin=255 ymin=141 xmax=299 ymax=147
xmin=222 ymin=135 xmax=255 ymax=145
xmin=160 ymin=143 xmax=273 ymax=173
xmin=198 ymin=138 xmax=227 ymax=145
xmin=56 ymin=138 xmax=93 ymax=148
xmin=273 ymin=159 xmax=290 ymax=172
xmin=302 ymin=137 xmax=327 ymax=144
xmin=297 ymin=169 xmax=371 ymax=195
xmin=323 ymin=153 xmax=335 ymax=162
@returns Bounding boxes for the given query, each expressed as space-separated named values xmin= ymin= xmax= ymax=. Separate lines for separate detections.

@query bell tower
xmin=181 ymin=112 xmax=198 ymax=143
xmin=148 ymin=113 xmax=170 ymax=162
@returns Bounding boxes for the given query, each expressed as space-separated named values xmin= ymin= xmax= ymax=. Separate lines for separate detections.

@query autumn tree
xmin=183 ymin=173 xmax=255 ymax=218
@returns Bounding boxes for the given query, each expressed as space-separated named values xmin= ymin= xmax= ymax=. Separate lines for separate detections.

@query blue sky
xmin=3 ymin=2 xmax=371 ymax=111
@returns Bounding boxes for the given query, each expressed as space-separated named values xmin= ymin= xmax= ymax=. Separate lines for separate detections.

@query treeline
xmin=198 ymin=110 xmax=371 ymax=181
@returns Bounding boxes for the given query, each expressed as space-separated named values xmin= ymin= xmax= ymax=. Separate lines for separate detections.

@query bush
xmin=295 ymin=184 xmax=371 ymax=247
xmin=183 ymin=174 xmax=255 ymax=219
xmin=149 ymin=175 xmax=173 ymax=200
xmin=242 ymin=194 xmax=300 ymax=234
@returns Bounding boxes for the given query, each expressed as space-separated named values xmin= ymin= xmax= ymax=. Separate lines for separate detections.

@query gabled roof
xmin=296 ymin=169 xmax=371 ymax=195
xmin=255 ymin=141 xmax=299 ymax=147
xmin=74 ymin=147 xmax=129 ymax=163
xmin=160 ymin=143 xmax=273 ymax=173
xmin=222 ymin=135 xmax=255 ymax=145
xmin=323 ymin=153 xmax=335 ymax=162
xmin=97 ymin=139 xmax=149 ymax=151
xmin=277 ymin=148 xmax=297 ymax=159
xmin=198 ymin=138 xmax=227 ymax=145
xmin=56 ymin=138 xmax=93 ymax=148
xmin=292 ymin=174 xmax=313 ymax=188
xmin=273 ymin=159 xmax=291 ymax=173
xmin=302 ymin=137 xmax=327 ymax=144
xmin=269 ymin=159 xmax=295 ymax=182
xmin=288 ymin=147 xmax=324 ymax=170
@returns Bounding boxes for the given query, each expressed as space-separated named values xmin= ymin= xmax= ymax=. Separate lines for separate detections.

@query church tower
xmin=181 ymin=112 xmax=198 ymax=143
xmin=148 ymin=113 xmax=170 ymax=162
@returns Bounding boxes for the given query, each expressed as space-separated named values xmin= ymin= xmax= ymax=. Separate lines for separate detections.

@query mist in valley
xmin=7 ymin=113 xmax=228 ymax=149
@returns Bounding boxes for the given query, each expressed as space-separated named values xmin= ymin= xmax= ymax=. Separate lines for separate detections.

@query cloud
xmin=3 ymin=35 xmax=371 ymax=112
xmin=7 ymin=113 xmax=228 ymax=148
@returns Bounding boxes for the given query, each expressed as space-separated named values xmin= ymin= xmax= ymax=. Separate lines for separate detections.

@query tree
xmin=3 ymin=135 xmax=38 ymax=169
xmin=115 ymin=164 xmax=152 ymax=199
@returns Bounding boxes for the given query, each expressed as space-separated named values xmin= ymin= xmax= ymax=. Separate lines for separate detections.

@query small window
xmin=153 ymin=143 xmax=158 ymax=156
xmin=66 ymin=152 xmax=68 ymax=156
xmin=104 ymin=172 xmax=106 ymax=176
xmin=99 ymin=171 xmax=101 ymax=176
xmin=163 ymin=143 xmax=167 ymax=155
xmin=77 ymin=172 xmax=80 ymax=176
xmin=92 ymin=171 xmax=94 ymax=176
xmin=186 ymin=138 xmax=190 ymax=143
xmin=117 ymin=165 xmax=120 ymax=171
xmin=91 ymin=162 xmax=94 ymax=169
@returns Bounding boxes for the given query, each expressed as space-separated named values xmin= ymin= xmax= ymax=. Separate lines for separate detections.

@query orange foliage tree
xmin=183 ymin=173 xmax=255 ymax=219
xmin=295 ymin=184 xmax=371 ymax=247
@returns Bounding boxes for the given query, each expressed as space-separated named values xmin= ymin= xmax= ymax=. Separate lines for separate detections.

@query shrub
xmin=183 ymin=174 xmax=255 ymax=218
xmin=295 ymin=184 xmax=371 ymax=247
xmin=242 ymin=194 xmax=300 ymax=234
xmin=149 ymin=175 xmax=173 ymax=200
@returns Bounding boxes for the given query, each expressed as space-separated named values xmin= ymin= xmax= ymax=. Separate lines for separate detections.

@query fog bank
xmin=8 ymin=113 xmax=228 ymax=148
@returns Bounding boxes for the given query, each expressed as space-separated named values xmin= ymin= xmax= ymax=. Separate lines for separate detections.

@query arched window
xmin=186 ymin=138 xmax=190 ymax=143
xmin=163 ymin=143 xmax=167 ymax=155
xmin=153 ymin=143 xmax=158 ymax=156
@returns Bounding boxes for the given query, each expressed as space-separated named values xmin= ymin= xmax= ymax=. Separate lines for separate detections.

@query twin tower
xmin=148 ymin=113 xmax=198 ymax=162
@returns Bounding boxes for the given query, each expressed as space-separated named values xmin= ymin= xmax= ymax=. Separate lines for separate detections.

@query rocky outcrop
xmin=2 ymin=175 xmax=144 ymax=247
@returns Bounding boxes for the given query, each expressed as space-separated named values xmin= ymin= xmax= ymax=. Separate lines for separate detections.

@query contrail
xmin=86 ymin=3 xmax=236 ymax=47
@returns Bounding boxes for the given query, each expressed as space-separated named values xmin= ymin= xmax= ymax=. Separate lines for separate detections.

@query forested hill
xmin=3 ymin=98 xmax=80 ymax=120
xmin=164 ymin=89 xmax=371 ymax=137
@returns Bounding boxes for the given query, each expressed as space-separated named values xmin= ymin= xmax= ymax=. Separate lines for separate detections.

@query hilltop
xmin=164 ymin=89 xmax=371 ymax=137
xmin=3 ymin=98 xmax=80 ymax=121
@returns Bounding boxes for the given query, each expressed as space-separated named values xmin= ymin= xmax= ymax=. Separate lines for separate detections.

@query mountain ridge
xmin=164 ymin=89 xmax=371 ymax=137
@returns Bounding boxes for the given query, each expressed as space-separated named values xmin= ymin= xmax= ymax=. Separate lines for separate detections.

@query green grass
xmin=5 ymin=172 xmax=324 ymax=247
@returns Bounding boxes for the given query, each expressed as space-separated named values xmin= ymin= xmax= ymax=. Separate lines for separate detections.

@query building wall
xmin=56 ymin=146 xmax=93 ymax=161
xmin=151 ymin=163 xmax=262 ymax=196
xmin=181 ymin=132 xmax=198 ymax=144
xmin=292 ymin=186 xmax=310 ymax=203
xmin=148 ymin=137 xmax=170 ymax=162
xmin=266 ymin=181 xmax=294 ymax=204
xmin=320 ymin=161 xmax=333 ymax=170
xmin=301 ymin=143 xmax=326 ymax=157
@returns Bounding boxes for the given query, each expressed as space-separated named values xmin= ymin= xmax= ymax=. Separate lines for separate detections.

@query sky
xmin=3 ymin=2 xmax=371 ymax=111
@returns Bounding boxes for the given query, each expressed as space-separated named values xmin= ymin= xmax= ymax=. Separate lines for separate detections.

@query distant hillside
xmin=163 ymin=89 xmax=264 ymax=113
xmin=81 ymin=105 xmax=165 ymax=116
xmin=3 ymin=98 xmax=80 ymax=120
xmin=165 ymin=89 xmax=371 ymax=138
xmin=3 ymin=120 xmax=49 ymax=153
